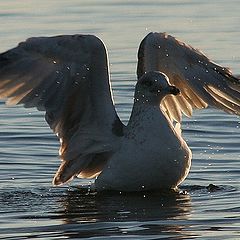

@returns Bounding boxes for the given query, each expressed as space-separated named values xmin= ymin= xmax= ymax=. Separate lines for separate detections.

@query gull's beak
xmin=167 ymin=86 xmax=180 ymax=96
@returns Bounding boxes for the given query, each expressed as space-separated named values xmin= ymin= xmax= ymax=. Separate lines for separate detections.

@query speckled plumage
xmin=0 ymin=33 xmax=239 ymax=191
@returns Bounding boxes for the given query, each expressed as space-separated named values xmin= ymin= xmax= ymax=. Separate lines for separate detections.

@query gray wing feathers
xmin=0 ymin=34 xmax=123 ymax=185
xmin=137 ymin=32 xmax=240 ymax=122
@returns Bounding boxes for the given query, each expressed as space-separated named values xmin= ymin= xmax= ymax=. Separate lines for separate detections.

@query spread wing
xmin=0 ymin=34 xmax=124 ymax=185
xmin=137 ymin=32 xmax=240 ymax=122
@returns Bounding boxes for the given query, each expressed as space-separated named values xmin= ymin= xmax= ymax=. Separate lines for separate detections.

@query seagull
xmin=0 ymin=32 xmax=239 ymax=192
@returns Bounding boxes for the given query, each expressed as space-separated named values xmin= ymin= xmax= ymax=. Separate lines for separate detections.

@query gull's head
xmin=134 ymin=71 xmax=180 ymax=104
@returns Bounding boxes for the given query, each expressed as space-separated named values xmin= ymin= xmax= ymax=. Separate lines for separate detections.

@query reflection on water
xmin=61 ymin=189 xmax=191 ymax=221
xmin=1 ymin=184 xmax=239 ymax=239
xmin=0 ymin=187 xmax=193 ymax=239
xmin=58 ymin=189 xmax=192 ymax=239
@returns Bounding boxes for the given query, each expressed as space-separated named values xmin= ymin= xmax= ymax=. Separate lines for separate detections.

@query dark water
xmin=0 ymin=1 xmax=239 ymax=239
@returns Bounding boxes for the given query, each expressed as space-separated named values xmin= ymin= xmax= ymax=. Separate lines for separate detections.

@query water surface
xmin=0 ymin=1 xmax=239 ymax=239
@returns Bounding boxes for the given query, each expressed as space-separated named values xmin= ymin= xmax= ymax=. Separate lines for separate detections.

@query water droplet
xmin=53 ymin=60 xmax=57 ymax=64
xmin=67 ymin=66 xmax=70 ymax=70
xmin=86 ymin=67 xmax=90 ymax=71
xmin=56 ymin=81 xmax=60 ymax=84
xmin=206 ymin=70 xmax=209 ymax=73
xmin=184 ymin=66 xmax=188 ymax=70
xmin=166 ymin=53 xmax=169 ymax=57
xmin=56 ymin=70 xmax=59 ymax=74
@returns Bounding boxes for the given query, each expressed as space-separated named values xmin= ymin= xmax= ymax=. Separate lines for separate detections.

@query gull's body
xmin=96 ymin=102 xmax=191 ymax=191
xmin=0 ymin=32 xmax=239 ymax=192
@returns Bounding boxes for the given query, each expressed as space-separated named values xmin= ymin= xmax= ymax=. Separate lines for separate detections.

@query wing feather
xmin=137 ymin=32 xmax=240 ymax=121
xmin=163 ymin=95 xmax=182 ymax=122
xmin=0 ymin=34 xmax=124 ymax=185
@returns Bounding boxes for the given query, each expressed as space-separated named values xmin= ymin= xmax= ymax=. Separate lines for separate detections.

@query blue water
xmin=0 ymin=1 xmax=239 ymax=239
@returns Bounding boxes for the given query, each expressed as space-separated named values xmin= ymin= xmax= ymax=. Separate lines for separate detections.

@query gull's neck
xmin=127 ymin=101 xmax=169 ymax=133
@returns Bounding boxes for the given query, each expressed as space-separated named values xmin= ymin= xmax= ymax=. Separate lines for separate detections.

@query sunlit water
xmin=0 ymin=1 xmax=239 ymax=239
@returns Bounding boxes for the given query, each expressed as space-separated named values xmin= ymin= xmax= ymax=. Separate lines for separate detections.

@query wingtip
xmin=52 ymin=170 xmax=65 ymax=186
xmin=52 ymin=175 xmax=63 ymax=186
xmin=52 ymin=172 xmax=74 ymax=186
xmin=52 ymin=162 xmax=75 ymax=186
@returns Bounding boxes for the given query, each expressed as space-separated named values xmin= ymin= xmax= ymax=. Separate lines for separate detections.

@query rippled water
xmin=0 ymin=1 xmax=239 ymax=239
